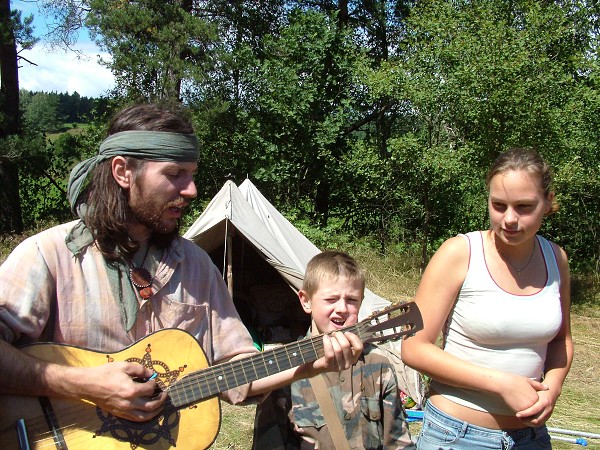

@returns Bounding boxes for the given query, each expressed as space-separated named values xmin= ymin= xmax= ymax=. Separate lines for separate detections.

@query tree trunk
xmin=314 ymin=179 xmax=330 ymax=228
xmin=420 ymin=182 xmax=430 ymax=274
xmin=0 ymin=0 xmax=20 ymax=136
xmin=0 ymin=157 xmax=23 ymax=233
xmin=338 ymin=0 xmax=348 ymax=28
xmin=0 ymin=0 xmax=24 ymax=233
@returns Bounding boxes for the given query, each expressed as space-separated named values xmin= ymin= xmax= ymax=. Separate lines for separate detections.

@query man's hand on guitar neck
xmin=247 ymin=330 xmax=363 ymax=397
xmin=311 ymin=330 xmax=363 ymax=374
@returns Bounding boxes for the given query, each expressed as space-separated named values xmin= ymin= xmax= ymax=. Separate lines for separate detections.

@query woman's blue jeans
xmin=416 ymin=400 xmax=551 ymax=450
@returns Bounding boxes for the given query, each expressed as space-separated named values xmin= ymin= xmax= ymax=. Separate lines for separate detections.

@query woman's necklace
xmin=129 ymin=245 xmax=154 ymax=299
xmin=494 ymin=234 xmax=536 ymax=276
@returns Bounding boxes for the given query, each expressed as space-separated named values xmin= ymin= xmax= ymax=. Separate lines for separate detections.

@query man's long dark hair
xmin=78 ymin=103 xmax=195 ymax=260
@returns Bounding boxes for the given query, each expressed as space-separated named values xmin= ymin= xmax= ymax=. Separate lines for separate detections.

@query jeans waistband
xmin=425 ymin=400 xmax=535 ymax=440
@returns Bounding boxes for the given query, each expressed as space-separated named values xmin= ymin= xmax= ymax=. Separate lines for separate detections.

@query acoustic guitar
xmin=0 ymin=302 xmax=422 ymax=450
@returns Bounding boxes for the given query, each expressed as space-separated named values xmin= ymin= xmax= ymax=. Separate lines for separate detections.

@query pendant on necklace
xmin=129 ymin=245 xmax=155 ymax=299
xmin=129 ymin=266 xmax=153 ymax=288
xmin=129 ymin=266 xmax=154 ymax=298
xmin=492 ymin=232 xmax=535 ymax=277
xmin=139 ymin=286 xmax=154 ymax=299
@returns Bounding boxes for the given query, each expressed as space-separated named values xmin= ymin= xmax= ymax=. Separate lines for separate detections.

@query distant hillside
xmin=20 ymin=89 xmax=109 ymax=134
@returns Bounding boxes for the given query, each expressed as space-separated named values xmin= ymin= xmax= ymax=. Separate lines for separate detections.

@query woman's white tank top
xmin=431 ymin=231 xmax=563 ymax=415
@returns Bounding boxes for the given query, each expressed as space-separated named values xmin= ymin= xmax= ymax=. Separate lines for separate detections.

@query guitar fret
xmin=215 ymin=364 xmax=230 ymax=392
xmin=271 ymin=347 xmax=283 ymax=373
xmin=230 ymin=359 xmax=249 ymax=387
xmin=254 ymin=353 xmax=271 ymax=380
xmin=286 ymin=342 xmax=303 ymax=368
xmin=257 ymin=347 xmax=279 ymax=375
xmin=276 ymin=344 xmax=294 ymax=371
xmin=247 ymin=354 xmax=261 ymax=380
xmin=194 ymin=371 xmax=216 ymax=400
xmin=297 ymin=339 xmax=317 ymax=365
xmin=184 ymin=380 xmax=202 ymax=405
xmin=239 ymin=359 xmax=248 ymax=384
xmin=240 ymin=357 xmax=270 ymax=383
xmin=308 ymin=338 xmax=320 ymax=362
xmin=277 ymin=346 xmax=293 ymax=373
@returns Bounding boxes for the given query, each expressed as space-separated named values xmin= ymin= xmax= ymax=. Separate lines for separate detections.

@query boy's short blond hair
xmin=302 ymin=251 xmax=366 ymax=297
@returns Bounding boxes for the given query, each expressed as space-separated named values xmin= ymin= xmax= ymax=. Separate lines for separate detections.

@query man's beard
xmin=129 ymin=197 xmax=183 ymax=249
xmin=150 ymin=227 xmax=180 ymax=249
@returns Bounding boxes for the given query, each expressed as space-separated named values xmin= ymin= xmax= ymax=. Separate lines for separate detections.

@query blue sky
xmin=14 ymin=0 xmax=115 ymax=98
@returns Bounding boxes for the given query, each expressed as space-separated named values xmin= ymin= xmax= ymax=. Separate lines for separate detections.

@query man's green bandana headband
xmin=67 ymin=130 xmax=199 ymax=213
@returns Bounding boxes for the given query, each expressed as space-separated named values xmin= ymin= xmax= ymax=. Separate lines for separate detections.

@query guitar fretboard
xmin=168 ymin=321 xmax=368 ymax=408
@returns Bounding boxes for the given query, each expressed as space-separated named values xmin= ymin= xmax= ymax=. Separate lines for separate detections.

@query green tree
xmin=369 ymin=0 xmax=600 ymax=266
xmin=23 ymin=91 xmax=61 ymax=132
xmin=0 ymin=1 xmax=38 ymax=233
xmin=245 ymin=9 xmax=363 ymax=226
xmin=184 ymin=1 xmax=287 ymax=199
xmin=86 ymin=0 xmax=216 ymax=101
xmin=7 ymin=0 xmax=598 ymax=271
xmin=545 ymin=53 xmax=600 ymax=270
xmin=16 ymin=113 xmax=106 ymax=226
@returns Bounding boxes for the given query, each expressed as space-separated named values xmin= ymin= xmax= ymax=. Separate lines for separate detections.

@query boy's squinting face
xmin=299 ymin=275 xmax=363 ymax=335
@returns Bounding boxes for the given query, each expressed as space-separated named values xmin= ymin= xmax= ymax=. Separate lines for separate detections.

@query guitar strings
xmin=17 ymin=405 xmax=110 ymax=449
xmin=167 ymin=338 xmax=323 ymax=404
xmin=19 ymin=399 xmax=184 ymax=449
xmin=167 ymin=321 xmax=372 ymax=406
xmin=169 ymin=306 xmax=415 ymax=404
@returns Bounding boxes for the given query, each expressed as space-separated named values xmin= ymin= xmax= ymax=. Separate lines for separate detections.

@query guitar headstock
xmin=359 ymin=301 xmax=423 ymax=344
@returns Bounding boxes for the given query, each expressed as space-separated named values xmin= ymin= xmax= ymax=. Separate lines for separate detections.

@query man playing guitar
xmin=0 ymin=103 xmax=363 ymax=449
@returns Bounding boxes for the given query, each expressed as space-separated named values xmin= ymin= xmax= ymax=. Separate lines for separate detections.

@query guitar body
xmin=0 ymin=329 xmax=221 ymax=449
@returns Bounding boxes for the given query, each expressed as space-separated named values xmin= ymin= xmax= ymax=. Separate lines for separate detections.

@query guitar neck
xmin=168 ymin=321 xmax=365 ymax=408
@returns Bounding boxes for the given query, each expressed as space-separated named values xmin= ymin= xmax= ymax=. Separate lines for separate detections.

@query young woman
xmin=402 ymin=148 xmax=573 ymax=449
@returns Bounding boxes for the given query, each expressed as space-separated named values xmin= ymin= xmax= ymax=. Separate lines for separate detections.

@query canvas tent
xmin=183 ymin=179 xmax=391 ymax=346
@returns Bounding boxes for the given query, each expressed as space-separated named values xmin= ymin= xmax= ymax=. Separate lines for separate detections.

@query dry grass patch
xmin=349 ymin=246 xmax=421 ymax=304
xmin=211 ymin=403 xmax=257 ymax=449
xmin=546 ymin=314 xmax=600 ymax=449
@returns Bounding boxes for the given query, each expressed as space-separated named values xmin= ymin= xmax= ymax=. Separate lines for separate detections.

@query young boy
xmin=252 ymin=251 xmax=415 ymax=449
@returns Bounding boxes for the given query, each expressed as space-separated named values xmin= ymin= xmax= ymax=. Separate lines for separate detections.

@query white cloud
xmin=14 ymin=0 xmax=115 ymax=98
xmin=19 ymin=44 xmax=115 ymax=98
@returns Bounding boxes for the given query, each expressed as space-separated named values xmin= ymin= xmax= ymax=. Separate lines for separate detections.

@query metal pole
xmin=227 ymin=234 xmax=233 ymax=297
xmin=548 ymin=427 xmax=600 ymax=440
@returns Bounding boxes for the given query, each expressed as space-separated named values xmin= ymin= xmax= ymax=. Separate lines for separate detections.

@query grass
xmin=547 ymin=312 xmax=600 ymax=449
xmin=1 ymin=229 xmax=599 ymax=449
xmin=46 ymin=123 xmax=90 ymax=142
